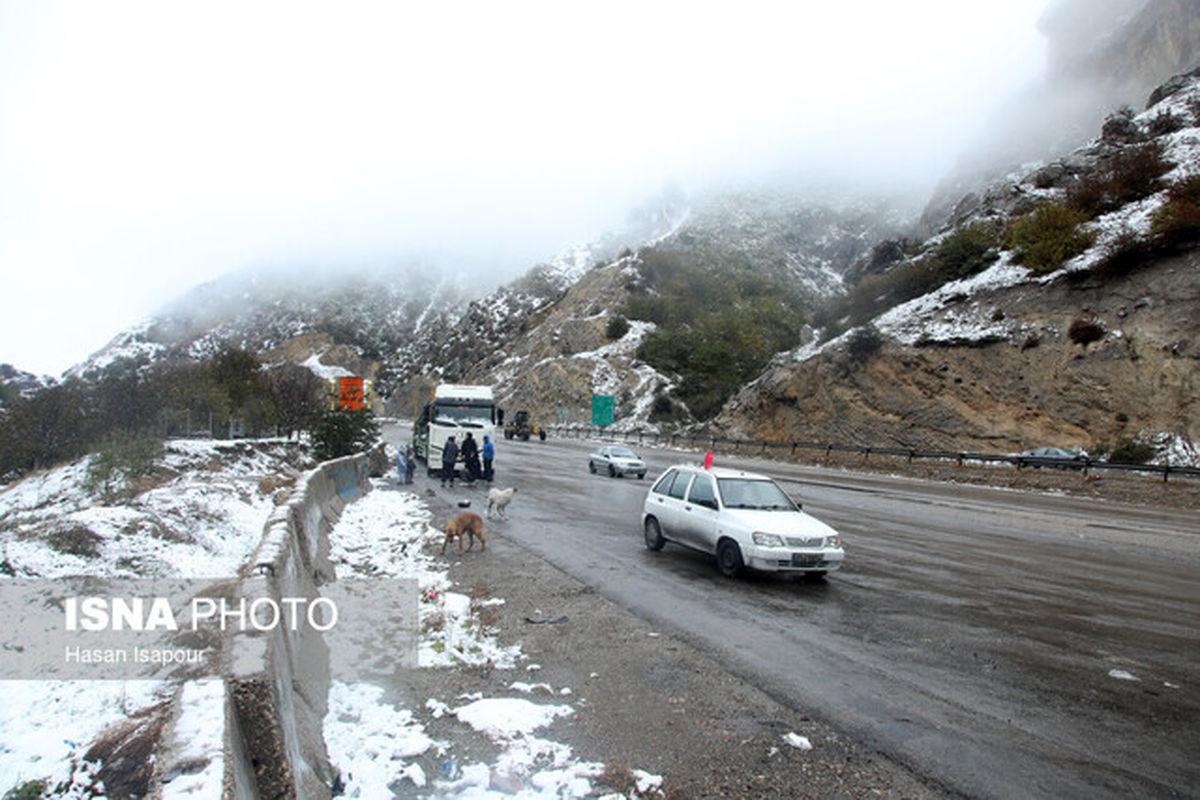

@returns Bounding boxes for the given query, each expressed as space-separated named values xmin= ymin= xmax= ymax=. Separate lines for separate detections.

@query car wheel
xmin=644 ymin=518 xmax=665 ymax=551
xmin=716 ymin=539 xmax=744 ymax=578
xmin=637 ymin=472 xmax=645 ymax=480
xmin=802 ymin=571 xmax=827 ymax=581
xmin=589 ymin=461 xmax=596 ymax=474
xmin=608 ymin=464 xmax=617 ymax=478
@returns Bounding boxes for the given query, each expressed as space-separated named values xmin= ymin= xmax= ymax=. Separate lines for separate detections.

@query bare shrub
xmin=1067 ymin=317 xmax=1106 ymax=346
xmin=1067 ymin=142 xmax=1171 ymax=217
xmin=1150 ymin=174 xmax=1200 ymax=249
xmin=1146 ymin=109 xmax=1187 ymax=136
xmin=46 ymin=525 xmax=103 ymax=559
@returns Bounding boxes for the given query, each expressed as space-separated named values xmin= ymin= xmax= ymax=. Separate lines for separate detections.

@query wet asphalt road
xmin=388 ymin=427 xmax=1200 ymax=799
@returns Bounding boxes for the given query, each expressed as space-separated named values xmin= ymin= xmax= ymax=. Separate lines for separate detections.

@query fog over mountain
xmin=0 ymin=0 xmax=1135 ymax=375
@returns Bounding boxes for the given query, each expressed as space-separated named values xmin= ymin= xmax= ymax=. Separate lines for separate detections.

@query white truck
xmin=412 ymin=384 xmax=498 ymax=475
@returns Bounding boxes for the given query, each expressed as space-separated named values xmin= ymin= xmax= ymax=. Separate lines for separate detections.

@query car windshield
xmin=611 ymin=448 xmax=636 ymax=459
xmin=716 ymin=479 xmax=797 ymax=511
xmin=434 ymin=403 xmax=494 ymax=428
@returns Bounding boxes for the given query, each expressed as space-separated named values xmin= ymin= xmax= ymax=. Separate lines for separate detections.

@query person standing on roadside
xmin=404 ymin=445 xmax=416 ymax=484
xmin=441 ymin=436 xmax=458 ymax=488
xmin=482 ymin=435 xmax=495 ymax=482
xmin=461 ymin=432 xmax=480 ymax=483
xmin=396 ymin=447 xmax=407 ymax=484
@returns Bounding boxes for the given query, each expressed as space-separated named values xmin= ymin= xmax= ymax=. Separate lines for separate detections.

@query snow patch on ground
xmin=324 ymin=681 xmax=441 ymax=797
xmin=1108 ymin=669 xmax=1140 ymax=681
xmin=782 ymin=732 xmax=813 ymax=751
xmin=160 ymin=681 xmax=226 ymax=799
xmin=0 ymin=680 xmax=169 ymax=796
xmin=326 ymin=482 xmax=521 ymax=669
xmin=453 ymin=697 xmax=573 ymax=740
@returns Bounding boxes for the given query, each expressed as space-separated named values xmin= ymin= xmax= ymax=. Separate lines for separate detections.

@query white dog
xmin=486 ymin=487 xmax=518 ymax=519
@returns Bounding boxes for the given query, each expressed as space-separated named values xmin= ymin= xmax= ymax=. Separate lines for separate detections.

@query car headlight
xmin=825 ymin=535 xmax=843 ymax=548
xmin=752 ymin=532 xmax=784 ymax=547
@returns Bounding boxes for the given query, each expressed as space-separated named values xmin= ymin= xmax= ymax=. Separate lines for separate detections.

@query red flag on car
xmin=704 ymin=450 xmax=714 ymax=470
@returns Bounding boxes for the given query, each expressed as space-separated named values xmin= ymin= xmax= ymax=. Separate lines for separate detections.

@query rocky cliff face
xmin=717 ymin=249 xmax=1199 ymax=451
xmin=715 ymin=71 xmax=1200 ymax=457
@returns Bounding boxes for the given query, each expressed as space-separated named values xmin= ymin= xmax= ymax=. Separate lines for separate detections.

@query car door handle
xmin=684 ymin=506 xmax=691 ymax=512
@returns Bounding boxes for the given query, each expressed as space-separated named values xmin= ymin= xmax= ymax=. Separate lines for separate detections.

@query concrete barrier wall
xmin=220 ymin=444 xmax=385 ymax=800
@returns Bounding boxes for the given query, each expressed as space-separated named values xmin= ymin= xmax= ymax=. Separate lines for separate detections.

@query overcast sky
xmin=0 ymin=1 xmax=1053 ymax=375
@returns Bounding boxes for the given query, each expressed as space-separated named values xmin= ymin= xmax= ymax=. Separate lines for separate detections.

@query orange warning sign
xmin=338 ymin=377 xmax=364 ymax=411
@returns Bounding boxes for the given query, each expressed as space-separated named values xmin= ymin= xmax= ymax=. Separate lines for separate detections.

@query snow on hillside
xmin=302 ymin=352 xmax=355 ymax=380
xmin=779 ymin=74 xmax=1200 ymax=364
xmin=0 ymin=439 xmax=310 ymax=578
xmin=67 ymin=320 xmax=167 ymax=378
xmin=0 ymin=440 xmax=296 ymax=797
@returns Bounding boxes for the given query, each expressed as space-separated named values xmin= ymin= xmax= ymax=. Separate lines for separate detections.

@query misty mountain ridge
xmin=924 ymin=0 xmax=1200 ymax=234
xmin=58 ymin=50 xmax=1200 ymax=455
xmin=66 ymin=191 xmax=692 ymax=384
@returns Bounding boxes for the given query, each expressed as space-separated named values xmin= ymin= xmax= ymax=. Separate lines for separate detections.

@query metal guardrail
xmin=547 ymin=426 xmax=1200 ymax=483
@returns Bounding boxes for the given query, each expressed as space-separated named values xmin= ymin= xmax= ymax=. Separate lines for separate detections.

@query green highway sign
xmin=591 ymin=394 xmax=614 ymax=427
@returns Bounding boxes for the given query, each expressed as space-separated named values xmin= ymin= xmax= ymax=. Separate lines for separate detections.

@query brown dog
xmin=440 ymin=512 xmax=486 ymax=555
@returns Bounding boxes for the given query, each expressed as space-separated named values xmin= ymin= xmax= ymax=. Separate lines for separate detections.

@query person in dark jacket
xmin=441 ymin=436 xmax=458 ymax=487
xmin=404 ymin=445 xmax=415 ymax=484
xmin=461 ymin=433 xmax=481 ymax=483
xmin=482 ymin=435 xmax=495 ymax=482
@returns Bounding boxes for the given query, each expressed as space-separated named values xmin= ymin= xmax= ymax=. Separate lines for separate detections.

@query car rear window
xmin=667 ymin=471 xmax=692 ymax=499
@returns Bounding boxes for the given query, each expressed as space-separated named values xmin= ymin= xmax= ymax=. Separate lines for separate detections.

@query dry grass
xmin=258 ymin=474 xmax=296 ymax=495
xmin=83 ymin=701 xmax=172 ymax=798
xmin=596 ymin=762 xmax=637 ymax=794
xmin=477 ymin=607 xmax=502 ymax=629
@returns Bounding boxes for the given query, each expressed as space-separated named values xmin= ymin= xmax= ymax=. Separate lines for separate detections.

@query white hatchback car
xmin=642 ymin=464 xmax=844 ymax=578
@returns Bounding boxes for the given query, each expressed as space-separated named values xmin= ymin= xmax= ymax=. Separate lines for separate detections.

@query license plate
xmin=791 ymin=553 xmax=821 ymax=567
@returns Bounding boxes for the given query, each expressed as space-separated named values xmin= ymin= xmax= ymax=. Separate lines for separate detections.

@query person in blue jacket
xmin=396 ymin=447 xmax=407 ymax=484
xmin=482 ymin=435 xmax=495 ymax=482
